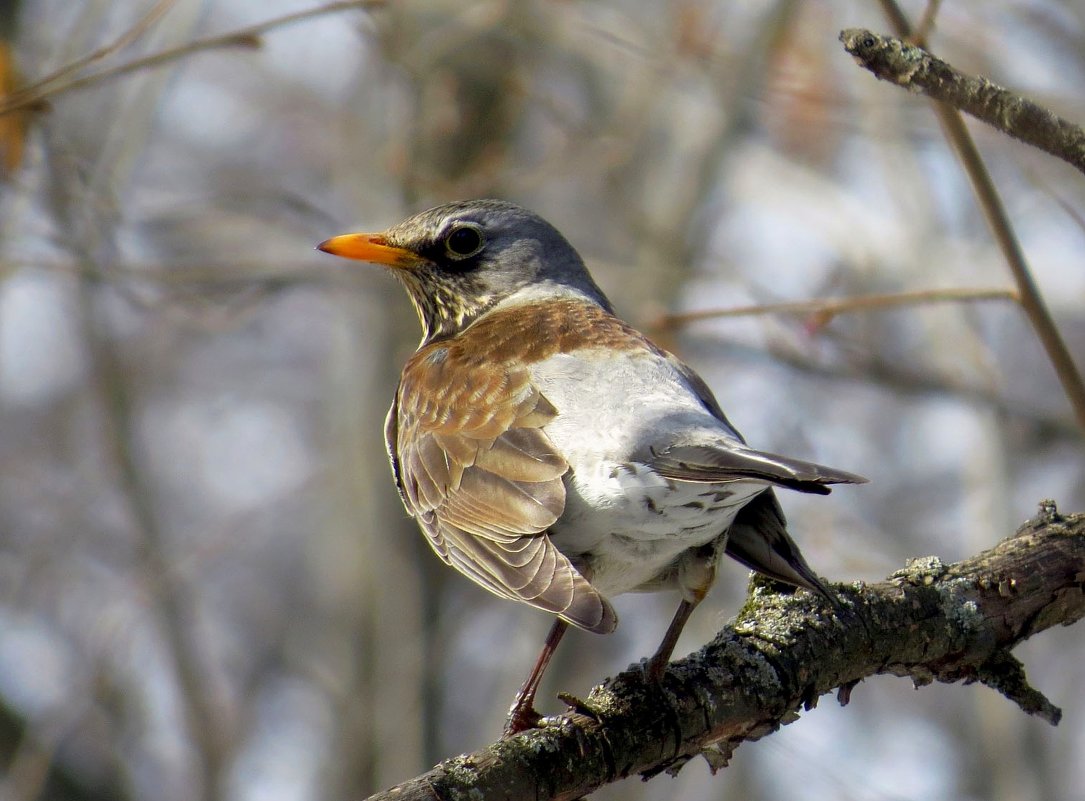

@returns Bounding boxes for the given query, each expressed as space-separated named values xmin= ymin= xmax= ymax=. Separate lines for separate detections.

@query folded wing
xmin=648 ymin=442 xmax=867 ymax=495
xmin=389 ymin=344 xmax=617 ymax=634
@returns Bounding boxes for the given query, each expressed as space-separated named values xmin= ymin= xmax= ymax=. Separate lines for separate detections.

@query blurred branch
xmin=40 ymin=130 xmax=227 ymax=799
xmin=840 ymin=29 xmax=1085 ymax=177
xmin=364 ymin=505 xmax=1085 ymax=801
xmin=652 ymin=288 xmax=1085 ymax=440
xmin=651 ymin=287 xmax=1019 ymax=330
xmin=0 ymin=696 xmax=122 ymax=801
xmin=0 ymin=0 xmax=386 ymax=117
xmin=0 ymin=0 xmax=27 ymax=175
xmin=0 ymin=0 xmax=178 ymax=114
xmin=75 ymin=279 xmax=228 ymax=801
xmin=710 ymin=337 xmax=1081 ymax=441
xmin=840 ymin=18 xmax=1085 ymax=434
xmin=912 ymin=0 xmax=941 ymax=45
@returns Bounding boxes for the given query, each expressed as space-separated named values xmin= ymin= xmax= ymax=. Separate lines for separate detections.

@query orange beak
xmin=316 ymin=233 xmax=422 ymax=269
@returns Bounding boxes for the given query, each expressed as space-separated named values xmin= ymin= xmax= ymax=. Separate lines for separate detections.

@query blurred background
xmin=1 ymin=1 xmax=1083 ymax=800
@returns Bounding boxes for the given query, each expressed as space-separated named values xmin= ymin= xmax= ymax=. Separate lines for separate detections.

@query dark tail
xmin=724 ymin=489 xmax=837 ymax=607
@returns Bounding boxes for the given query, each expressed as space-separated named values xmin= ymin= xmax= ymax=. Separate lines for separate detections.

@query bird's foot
xmin=502 ymin=618 xmax=569 ymax=737
xmin=642 ymin=653 xmax=670 ymax=684
xmin=641 ymin=597 xmax=695 ymax=684
xmin=503 ymin=703 xmax=543 ymax=737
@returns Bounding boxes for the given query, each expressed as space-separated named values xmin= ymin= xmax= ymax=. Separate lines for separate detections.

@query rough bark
xmin=839 ymin=28 xmax=1085 ymax=177
xmin=361 ymin=503 xmax=1085 ymax=801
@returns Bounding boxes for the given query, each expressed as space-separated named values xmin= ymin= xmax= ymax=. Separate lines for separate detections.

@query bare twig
xmin=652 ymin=287 xmax=1019 ymax=330
xmin=841 ymin=18 xmax=1085 ymax=433
xmin=0 ymin=0 xmax=386 ymax=117
xmin=912 ymin=0 xmax=941 ymax=47
xmin=1051 ymin=191 xmax=1085 ymax=237
xmin=40 ymin=132 xmax=227 ymax=801
xmin=703 ymin=336 xmax=1080 ymax=440
xmin=840 ymin=29 xmax=1085 ymax=177
xmin=934 ymin=111 xmax=1085 ymax=426
xmin=2 ymin=0 xmax=179 ymax=110
xmin=0 ymin=40 xmax=27 ymax=174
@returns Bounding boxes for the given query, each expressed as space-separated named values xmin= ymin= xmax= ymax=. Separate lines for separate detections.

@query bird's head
xmin=317 ymin=199 xmax=610 ymax=343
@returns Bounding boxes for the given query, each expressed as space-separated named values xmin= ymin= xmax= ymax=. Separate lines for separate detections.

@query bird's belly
xmin=548 ymin=460 xmax=764 ymax=596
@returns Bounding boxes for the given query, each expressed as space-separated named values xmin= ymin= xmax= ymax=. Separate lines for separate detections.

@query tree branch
xmin=365 ymin=503 xmax=1085 ymax=801
xmin=650 ymin=287 xmax=1019 ymax=329
xmin=839 ymin=28 xmax=1085 ymax=177
xmin=0 ymin=1 xmax=387 ymax=117
xmin=839 ymin=27 xmax=1085 ymax=434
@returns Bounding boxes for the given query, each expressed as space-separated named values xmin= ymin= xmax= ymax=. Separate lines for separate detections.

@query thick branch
xmin=839 ymin=28 xmax=1085 ymax=176
xmin=367 ymin=505 xmax=1085 ymax=801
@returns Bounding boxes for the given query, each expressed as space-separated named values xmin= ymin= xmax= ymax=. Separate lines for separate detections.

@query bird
xmin=317 ymin=199 xmax=865 ymax=735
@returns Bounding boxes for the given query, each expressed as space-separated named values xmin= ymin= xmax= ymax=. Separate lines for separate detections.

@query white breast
xmin=530 ymin=349 xmax=766 ymax=596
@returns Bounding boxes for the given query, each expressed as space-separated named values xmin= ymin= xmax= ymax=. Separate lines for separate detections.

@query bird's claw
xmin=503 ymin=704 xmax=543 ymax=737
xmin=643 ymin=654 xmax=669 ymax=683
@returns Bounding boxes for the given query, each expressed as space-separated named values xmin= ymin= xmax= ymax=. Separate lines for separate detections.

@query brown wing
xmin=387 ymin=343 xmax=617 ymax=634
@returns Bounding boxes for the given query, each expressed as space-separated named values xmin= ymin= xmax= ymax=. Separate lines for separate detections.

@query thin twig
xmin=0 ymin=0 xmax=385 ymax=117
xmin=844 ymin=10 xmax=1085 ymax=433
xmin=1051 ymin=192 xmax=1085 ymax=237
xmin=701 ymin=336 xmax=1080 ymax=440
xmin=653 ymin=287 xmax=1019 ymax=330
xmin=3 ymin=0 xmax=179 ymax=108
xmin=840 ymin=29 xmax=1085 ymax=177
xmin=40 ymin=136 xmax=227 ymax=801
xmin=913 ymin=0 xmax=941 ymax=46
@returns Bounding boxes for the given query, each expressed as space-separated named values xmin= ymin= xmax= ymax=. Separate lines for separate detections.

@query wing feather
xmin=389 ymin=343 xmax=617 ymax=634
xmin=649 ymin=443 xmax=867 ymax=494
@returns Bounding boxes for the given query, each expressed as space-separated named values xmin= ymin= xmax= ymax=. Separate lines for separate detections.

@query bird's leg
xmin=504 ymin=618 xmax=569 ymax=737
xmin=644 ymin=596 xmax=701 ymax=682
xmin=647 ymin=544 xmax=717 ymax=681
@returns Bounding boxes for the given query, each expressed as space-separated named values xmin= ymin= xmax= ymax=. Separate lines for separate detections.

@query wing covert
xmin=388 ymin=343 xmax=617 ymax=634
xmin=649 ymin=443 xmax=868 ymax=494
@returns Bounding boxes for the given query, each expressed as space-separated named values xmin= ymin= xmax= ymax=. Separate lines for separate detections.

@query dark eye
xmin=444 ymin=224 xmax=485 ymax=258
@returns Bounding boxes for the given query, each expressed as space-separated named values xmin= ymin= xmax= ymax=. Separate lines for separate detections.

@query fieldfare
xmin=317 ymin=199 xmax=865 ymax=735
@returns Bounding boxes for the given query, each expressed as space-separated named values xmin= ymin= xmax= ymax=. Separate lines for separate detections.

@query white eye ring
xmin=444 ymin=223 xmax=486 ymax=259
